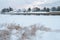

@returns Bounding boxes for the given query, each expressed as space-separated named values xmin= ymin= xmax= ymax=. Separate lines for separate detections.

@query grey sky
xmin=0 ymin=0 xmax=60 ymax=10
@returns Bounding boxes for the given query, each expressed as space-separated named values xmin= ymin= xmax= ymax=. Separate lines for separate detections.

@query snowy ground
xmin=0 ymin=14 xmax=60 ymax=40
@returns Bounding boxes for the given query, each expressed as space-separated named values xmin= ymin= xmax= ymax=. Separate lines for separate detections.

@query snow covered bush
xmin=0 ymin=30 xmax=10 ymax=40
xmin=7 ymin=23 xmax=22 ymax=30
xmin=0 ymin=23 xmax=52 ymax=40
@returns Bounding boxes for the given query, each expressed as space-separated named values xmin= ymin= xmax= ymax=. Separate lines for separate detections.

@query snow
xmin=0 ymin=14 xmax=60 ymax=40
xmin=0 ymin=14 xmax=60 ymax=29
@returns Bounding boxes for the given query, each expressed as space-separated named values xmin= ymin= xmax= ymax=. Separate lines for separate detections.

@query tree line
xmin=1 ymin=7 xmax=13 ymax=13
xmin=1 ymin=6 xmax=60 ymax=13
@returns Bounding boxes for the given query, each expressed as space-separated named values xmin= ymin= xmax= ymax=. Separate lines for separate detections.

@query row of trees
xmin=22 ymin=7 xmax=50 ymax=12
xmin=1 ymin=7 xmax=13 ymax=13
xmin=29 ymin=6 xmax=60 ymax=12
xmin=1 ymin=6 xmax=60 ymax=13
xmin=51 ymin=6 xmax=60 ymax=11
xmin=18 ymin=6 xmax=60 ymax=12
xmin=28 ymin=6 xmax=60 ymax=12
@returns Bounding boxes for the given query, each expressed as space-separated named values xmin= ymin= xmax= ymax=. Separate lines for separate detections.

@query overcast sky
xmin=0 ymin=0 xmax=60 ymax=10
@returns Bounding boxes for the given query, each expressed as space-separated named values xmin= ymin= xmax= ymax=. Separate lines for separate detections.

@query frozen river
xmin=0 ymin=14 xmax=60 ymax=29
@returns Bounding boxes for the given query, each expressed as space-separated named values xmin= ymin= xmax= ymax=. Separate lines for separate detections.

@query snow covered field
xmin=0 ymin=14 xmax=60 ymax=40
